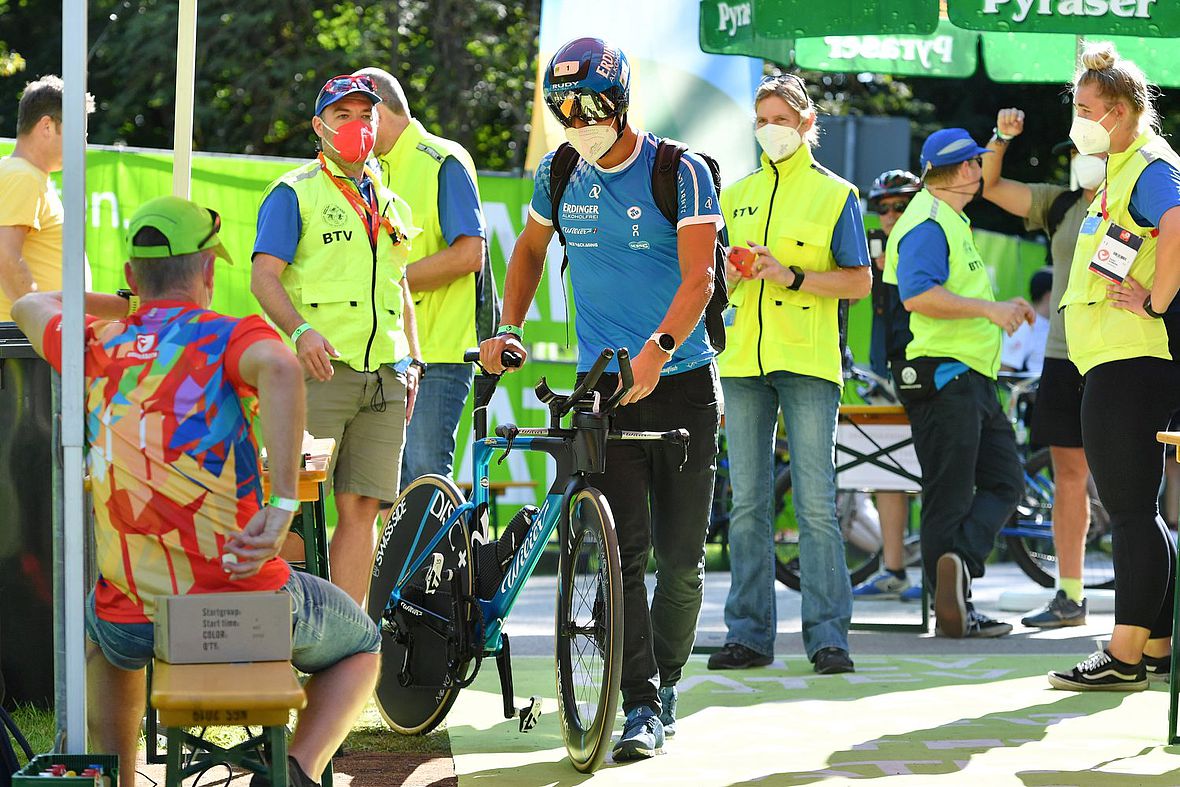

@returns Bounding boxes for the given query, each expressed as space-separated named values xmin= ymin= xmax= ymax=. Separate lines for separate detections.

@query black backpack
xmin=1046 ymin=188 xmax=1084 ymax=240
xmin=548 ymin=138 xmax=730 ymax=353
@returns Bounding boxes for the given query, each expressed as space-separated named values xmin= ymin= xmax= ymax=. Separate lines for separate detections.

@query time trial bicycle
xmin=367 ymin=347 xmax=688 ymax=772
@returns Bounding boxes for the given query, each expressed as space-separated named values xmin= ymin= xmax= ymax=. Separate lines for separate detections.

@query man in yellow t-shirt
xmin=0 ymin=74 xmax=98 ymax=322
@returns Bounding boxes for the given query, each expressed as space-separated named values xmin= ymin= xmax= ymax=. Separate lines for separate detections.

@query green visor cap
xmin=125 ymin=195 xmax=233 ymax=264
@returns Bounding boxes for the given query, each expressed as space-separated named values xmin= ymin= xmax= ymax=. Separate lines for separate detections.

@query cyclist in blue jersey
xmin=480 ymin=37 xmax=722 ymax=762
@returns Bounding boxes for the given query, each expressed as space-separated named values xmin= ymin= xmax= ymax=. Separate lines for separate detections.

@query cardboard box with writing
xmin=154 ymin=591 xmax=292 ymax=664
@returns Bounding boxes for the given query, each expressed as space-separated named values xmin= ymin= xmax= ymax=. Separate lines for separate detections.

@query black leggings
xmin=1082 ymin=357 xmax=1180 ymax=636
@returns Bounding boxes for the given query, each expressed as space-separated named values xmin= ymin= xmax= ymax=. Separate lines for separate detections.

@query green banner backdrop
xmin=0 ymin=141 xmax=1047 ymax=517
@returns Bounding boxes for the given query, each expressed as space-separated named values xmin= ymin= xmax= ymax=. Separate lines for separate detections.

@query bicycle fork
xmin=494 ymin=633 xmax=542 ymax=732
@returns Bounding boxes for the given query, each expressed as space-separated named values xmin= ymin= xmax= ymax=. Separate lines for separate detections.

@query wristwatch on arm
xmin=649 ymin=332 xmax=676 ymax=357
xmin=788 ymin=265 xmax=805 ymax=291
xmin=1144 ymin=295 xmax=1166 ymax=319
xmin=409 ymin=358 xmax=428 ymax=379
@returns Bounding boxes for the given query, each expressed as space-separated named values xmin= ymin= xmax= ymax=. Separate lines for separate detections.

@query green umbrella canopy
xmin=701 ymin=0 xmax=1180 ymax=86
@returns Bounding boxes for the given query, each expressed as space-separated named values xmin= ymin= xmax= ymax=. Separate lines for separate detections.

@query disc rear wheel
xmin=367 ymin=474 xmax=474 ymax=734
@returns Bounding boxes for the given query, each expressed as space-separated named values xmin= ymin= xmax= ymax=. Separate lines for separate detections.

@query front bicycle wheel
xmin=555 ymin=487 xmax=623 ymax=773
xmin=773 ymin=465 xmax=882 ymax=591
xmin=368 ymin=474 xmax=474 ymax=735
xmin=1004 ymin=448 xmax=1115 ymax=590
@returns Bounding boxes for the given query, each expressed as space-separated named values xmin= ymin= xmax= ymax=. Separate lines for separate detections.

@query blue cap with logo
xmin=920 ymin=128 xmax=990 ymax=173
xmin=314 ymin=74 xmax=382 ymax=117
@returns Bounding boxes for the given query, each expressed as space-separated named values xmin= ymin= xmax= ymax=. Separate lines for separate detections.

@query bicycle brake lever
xmin=494 ymin=423 xmax=519 ymax=465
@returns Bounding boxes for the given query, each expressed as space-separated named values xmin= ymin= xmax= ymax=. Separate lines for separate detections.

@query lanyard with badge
xmin=1084 ymin=188 xmax=1153 ymax=283
xmin=317 ymin=153 xmax=402 ymax=249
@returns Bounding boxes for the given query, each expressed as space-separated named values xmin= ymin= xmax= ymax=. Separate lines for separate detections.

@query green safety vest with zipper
xmin=376 ymin=118 xmax=482 ymax=364
xmin=718 ymin=145 xmax=854 ymax=386
xmin=1060 ymin=132 xmax=1180 ymax=375
xmin=263 ymin=156 xmax=417 ymax=372
xmin=883 ymin=189 xmax=1001 ymax=378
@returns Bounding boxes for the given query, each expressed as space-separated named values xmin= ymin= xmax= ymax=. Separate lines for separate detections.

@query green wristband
xmin=290 ymin=322 xmax=313 ymax=343
xmin=268 ymin=495 xmax=300 ymax=512
xmin=496 ymin=324 xmax=524 ymax=340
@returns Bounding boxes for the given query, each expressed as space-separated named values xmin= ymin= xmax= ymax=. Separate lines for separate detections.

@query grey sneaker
xmin=1049 ymin=650 xmax=1147 ymax=692
xmin=1021 ymin=590 xmax=1087 ymax=628
xmin=613 ymin=705 xmax=664 ymax=761
xmin=934 ymin=553 xmax=968 ymax=638
xmin=657 ymin=685 xmax=678 ymax=737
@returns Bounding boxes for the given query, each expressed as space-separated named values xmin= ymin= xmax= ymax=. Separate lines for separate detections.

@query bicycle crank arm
xmin=518 ymin=696 xmax=542 ymax=732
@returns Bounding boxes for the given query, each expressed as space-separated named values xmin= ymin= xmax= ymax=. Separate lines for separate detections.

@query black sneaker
xmin=934 ymin=553 xmax=968 ymax=638
xmin=1048 ymin=650 xmax=1148 ymax=692
xmin=706 ymin=642 xmax=773 ymax=670
xmin=812 ymin=647 xmax=855 ymax=674
xmin=964 ymin=607 xmax=1012 ymax=638
xmin=250 ymin=756 xmax=320 ymax=787
xmin=1021 ymin=590 xmax=1087 ymax=628
xmin=1144 ymin=653 xmax=1171 ymax=682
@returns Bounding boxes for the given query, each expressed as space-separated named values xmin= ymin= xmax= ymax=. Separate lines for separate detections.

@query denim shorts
xmin=85 ymin=570 xmax=381 ymax=673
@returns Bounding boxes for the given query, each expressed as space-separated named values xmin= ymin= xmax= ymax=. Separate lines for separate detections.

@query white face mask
xmin=1071 ymin=154 xmax=1106 ymax=190
xmin=755 ymin=122 xmax=804 ymax=163
xmin=564 ymin=122 xmax=618 ymax=163
xmin=1069 ymin=108 xmax=1117 ymax=156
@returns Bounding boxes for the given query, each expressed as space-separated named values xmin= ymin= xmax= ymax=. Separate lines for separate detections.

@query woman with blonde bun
xmin=1050 ymin=42 xmax=1180 ymax=692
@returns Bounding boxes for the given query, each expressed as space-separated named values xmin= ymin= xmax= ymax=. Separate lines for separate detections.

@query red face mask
xmin=320 ymin=118 xmax=375 ymax=164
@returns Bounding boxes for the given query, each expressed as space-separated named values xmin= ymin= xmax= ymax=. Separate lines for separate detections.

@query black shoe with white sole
xmin=1048 ymin=650 xmax=1147 ymax=692
xmin=934 ymin=553 xmax=967 ymax=638
xmin=1144 ymin=653 xmax=1171 ymax=682
xmin=964 ymin=607 xmax=1012 ymax=638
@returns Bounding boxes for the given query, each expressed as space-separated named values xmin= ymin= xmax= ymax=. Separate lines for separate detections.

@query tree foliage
xmin=0 ymin=0 xmax=540 ymax=171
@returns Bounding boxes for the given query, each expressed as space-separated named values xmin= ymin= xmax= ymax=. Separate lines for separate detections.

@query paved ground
xmin=502 ymin=562 xmax=1113 ymax=660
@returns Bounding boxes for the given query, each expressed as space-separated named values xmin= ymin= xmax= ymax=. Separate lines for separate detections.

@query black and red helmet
xmin=867 ymin=169 xmax=922 ymax=211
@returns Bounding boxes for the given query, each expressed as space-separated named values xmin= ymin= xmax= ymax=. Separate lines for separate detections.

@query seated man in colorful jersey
xmin=12 ymin=196 xmax=380 ymax=787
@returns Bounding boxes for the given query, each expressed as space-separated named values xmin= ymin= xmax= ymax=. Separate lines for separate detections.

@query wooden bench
xmin=151 ymin=660 xmax=307 ymax=787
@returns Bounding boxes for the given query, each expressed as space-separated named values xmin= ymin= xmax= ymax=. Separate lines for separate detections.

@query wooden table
xmin=262 ymin=436 xmax=335 ymax=581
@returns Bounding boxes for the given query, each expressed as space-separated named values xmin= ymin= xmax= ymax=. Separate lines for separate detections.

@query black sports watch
xmin=649 ymin=332 xmax=676 ymax=356
xmin=787 ymin=265 xmax=805 ymax=291
xmin=1144 ymin=295 xmax=1166 ymax=319
xmin=409 ymin=358 xmax=428 ymax=379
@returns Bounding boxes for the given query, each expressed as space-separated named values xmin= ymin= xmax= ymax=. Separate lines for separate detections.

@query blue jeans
xmin=85 ymin=570 xmax=380 ymax=673
xmin=400 ymin=363 xmax=474 ymax=488
xmin=721 ymin=371 xmax=852 ymax=660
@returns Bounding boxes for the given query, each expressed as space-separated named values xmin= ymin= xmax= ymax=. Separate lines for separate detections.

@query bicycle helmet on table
xmin=543 ymin=37 xmax=631 ymax=129
xmin=867 ymin=169 xmax=921 ymax=212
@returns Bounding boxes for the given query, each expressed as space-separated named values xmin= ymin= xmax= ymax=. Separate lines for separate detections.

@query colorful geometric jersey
xmin=43 ymin=300 xmax=290 ymax=623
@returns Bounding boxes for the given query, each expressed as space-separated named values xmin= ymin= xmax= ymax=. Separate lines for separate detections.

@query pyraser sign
xmin=951 ymin=0 xmax=1177 ymax=34
xmin=794 ymin=21 xmax=978 ymax=79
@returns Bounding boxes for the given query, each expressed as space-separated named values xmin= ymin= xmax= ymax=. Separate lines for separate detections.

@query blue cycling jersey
xmin=530 ymin=131 xmax=723 ymax=374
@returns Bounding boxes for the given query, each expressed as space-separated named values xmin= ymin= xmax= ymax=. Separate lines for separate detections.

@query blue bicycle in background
xmin=366 ymin=347 xmax=688 ymax=772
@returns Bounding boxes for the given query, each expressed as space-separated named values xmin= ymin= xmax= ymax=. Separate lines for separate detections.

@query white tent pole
xmin=59 ymin=0 xmax=88 ymax=754
xmin=173 ymin=0 xmax=198 ymax=197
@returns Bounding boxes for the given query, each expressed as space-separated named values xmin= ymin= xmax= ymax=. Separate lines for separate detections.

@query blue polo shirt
xmin=529 ymin=132 xmax=723 ymax=374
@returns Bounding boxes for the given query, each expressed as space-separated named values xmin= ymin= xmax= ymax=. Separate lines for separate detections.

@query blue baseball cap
xmin=920 ymin=128 xmax=990 ymax=173
xmin=314 ymin=74 xmax=382 ymax=117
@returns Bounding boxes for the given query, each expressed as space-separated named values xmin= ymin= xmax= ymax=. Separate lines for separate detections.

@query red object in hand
xmin=728 ymin=246 xmax=755 ymax=277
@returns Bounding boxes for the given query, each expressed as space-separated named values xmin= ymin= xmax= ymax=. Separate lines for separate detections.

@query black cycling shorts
xmin=1029 ymin=356 xmax=1084 ymax=448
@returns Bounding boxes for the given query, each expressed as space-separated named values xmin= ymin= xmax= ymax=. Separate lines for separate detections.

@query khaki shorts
xmin=305 ymin=362 xmax=407 ymax=501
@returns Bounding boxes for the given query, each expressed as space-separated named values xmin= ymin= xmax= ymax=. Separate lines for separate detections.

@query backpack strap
xmin=652 ymin=139 xmax=689 ymax=225
xmin=547 ymin=142 xmax=582 ymax=278
xmin=1046 ymin=188 xmax=1084 ymax=239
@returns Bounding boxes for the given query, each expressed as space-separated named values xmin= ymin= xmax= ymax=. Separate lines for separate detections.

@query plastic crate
xmin=13 ymin=753 xmax=118 ymax=786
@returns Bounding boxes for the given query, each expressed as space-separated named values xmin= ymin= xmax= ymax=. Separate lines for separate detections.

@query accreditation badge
xmin=1088 ymin=222 xmax=1143 ymax=284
